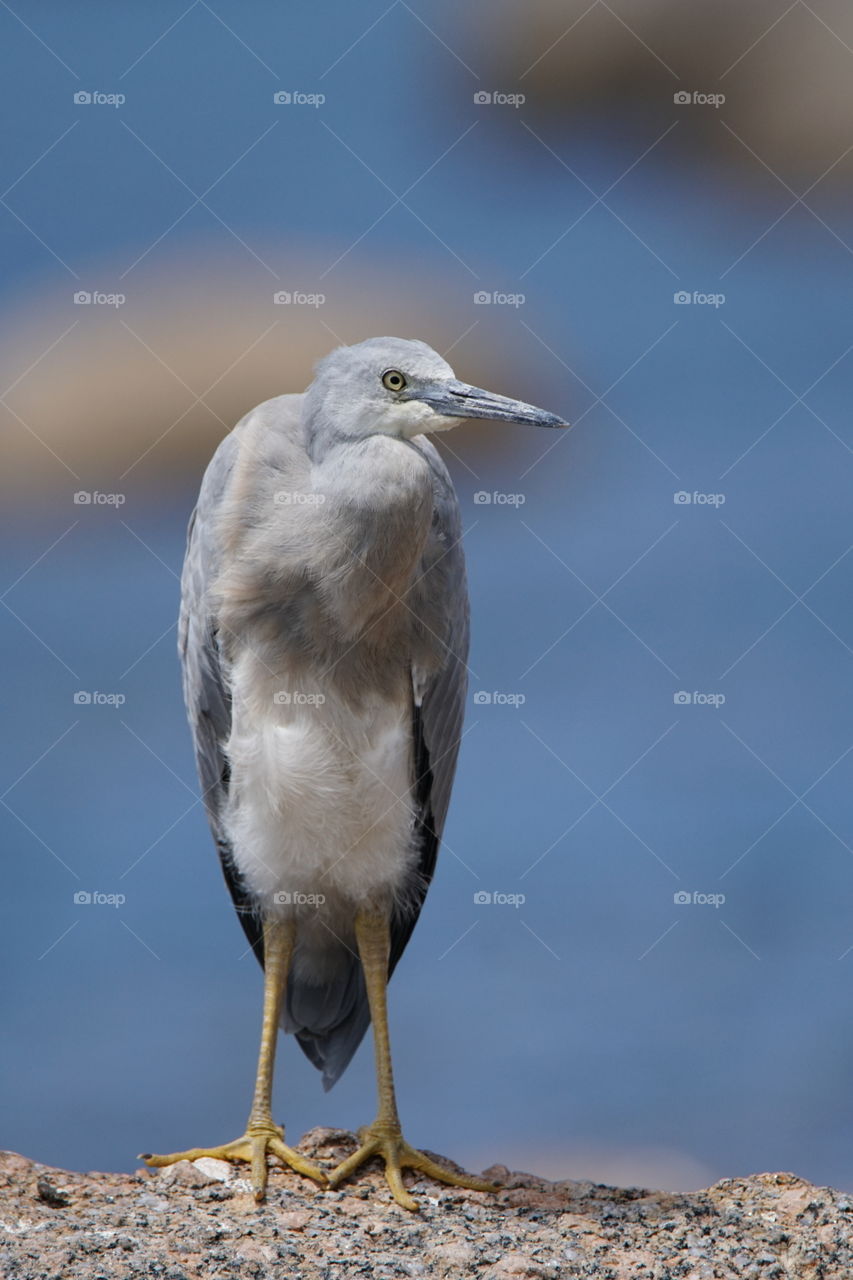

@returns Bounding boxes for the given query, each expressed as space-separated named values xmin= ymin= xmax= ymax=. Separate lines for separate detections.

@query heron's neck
xmin=311 ymin=434 xmax=433 ymax=629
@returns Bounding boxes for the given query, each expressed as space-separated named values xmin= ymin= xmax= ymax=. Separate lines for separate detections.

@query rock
xmin=35 ymin=1175 xmax=70 ymax=1208
xmin=278 ymin=1209 xmax=312 ymax=1231
xmin=485 ymin=1253 xmax=549 ymax=1278
xmin=188 ymin=1157 xmax=233 ymax=1184
xmin=156 ymin=1160 xmax=211 ymax=1188
xmin=430 ymin=1241 xmax=477 ymax=1269
xmin=0 ymin=1139 xmax=851 ymax=1278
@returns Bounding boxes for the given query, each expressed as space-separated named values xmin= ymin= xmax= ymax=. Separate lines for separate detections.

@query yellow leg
xmin=326 ymin=909 xmax=497 ymax=1211
xmin=141 ymin=918 xmax=326 ymax=1201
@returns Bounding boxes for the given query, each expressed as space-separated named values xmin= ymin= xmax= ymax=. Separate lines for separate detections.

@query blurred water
xmin=2 ymin=1 xmax=853 ymax=1192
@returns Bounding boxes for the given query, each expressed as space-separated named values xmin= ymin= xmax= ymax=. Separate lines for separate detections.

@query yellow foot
xmin=327 ymin=1124 xmax=498 ymax=1211
xmin=140 ymin=1121 xmax=327 ymax=1202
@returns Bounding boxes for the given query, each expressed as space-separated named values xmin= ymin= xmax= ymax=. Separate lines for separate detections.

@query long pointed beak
xmin=414 ymin=379 xmax=568 ymax=428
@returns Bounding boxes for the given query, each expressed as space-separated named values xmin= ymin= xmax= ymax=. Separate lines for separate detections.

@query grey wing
xmin=297 ymin=438 xmax=469 ymax=1088
xmin=179 ymin=430 xmax=265 ymax=964
xmin=391 ymin=436 xmax=469 ymax=973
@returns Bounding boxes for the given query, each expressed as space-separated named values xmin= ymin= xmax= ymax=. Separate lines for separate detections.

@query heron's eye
xmin=381 ymin=369 xmax=407 ymax=392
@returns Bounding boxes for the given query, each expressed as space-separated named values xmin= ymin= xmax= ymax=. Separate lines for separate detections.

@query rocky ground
xmin=1 ymin=1129 xmax=851 ymax=1278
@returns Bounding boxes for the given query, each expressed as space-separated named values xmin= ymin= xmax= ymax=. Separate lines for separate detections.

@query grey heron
xmin=142 ymin=337 xmax=568 ymax=1210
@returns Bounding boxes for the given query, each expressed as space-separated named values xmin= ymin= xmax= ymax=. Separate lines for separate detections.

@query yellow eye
xmin=381 ymin=369 xmax=407 ymax=392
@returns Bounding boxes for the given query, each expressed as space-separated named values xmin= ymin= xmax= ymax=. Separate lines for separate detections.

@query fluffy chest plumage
xmin=223 ymin=653 xmax=419 ymax=917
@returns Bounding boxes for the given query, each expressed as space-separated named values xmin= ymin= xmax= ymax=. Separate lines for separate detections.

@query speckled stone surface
xmin=2 ymin=1128 xmax=851 ymax=1278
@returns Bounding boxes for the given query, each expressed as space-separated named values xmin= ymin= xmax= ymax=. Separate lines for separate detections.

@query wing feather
xmin=389 ymin=436 xmax=469 ymax=975
xmin=180 ymin=430 xmax=265 ymax=964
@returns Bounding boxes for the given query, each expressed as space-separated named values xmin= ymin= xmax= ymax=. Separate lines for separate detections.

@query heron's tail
xmin=282 ymin=945 xmax=371 ymax=1090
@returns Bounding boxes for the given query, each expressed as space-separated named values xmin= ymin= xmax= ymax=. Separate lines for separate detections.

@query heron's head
xmin=303 ymin=337 xmax=567 ymax=458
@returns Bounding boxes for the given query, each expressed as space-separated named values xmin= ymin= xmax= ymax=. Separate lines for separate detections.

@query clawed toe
xmin=141 ymin=1124 xmax=327 ymax=1201
xmin=327 ymin=1125 xmax=498 ymax=1211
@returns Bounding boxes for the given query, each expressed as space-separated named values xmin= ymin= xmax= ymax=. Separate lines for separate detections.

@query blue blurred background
xmin=3 ymin=0 xmax=853 ymax=1193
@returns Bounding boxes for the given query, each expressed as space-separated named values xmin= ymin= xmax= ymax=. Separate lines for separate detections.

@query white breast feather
xmin=223 ymin=653 xmax=417 ymax=923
